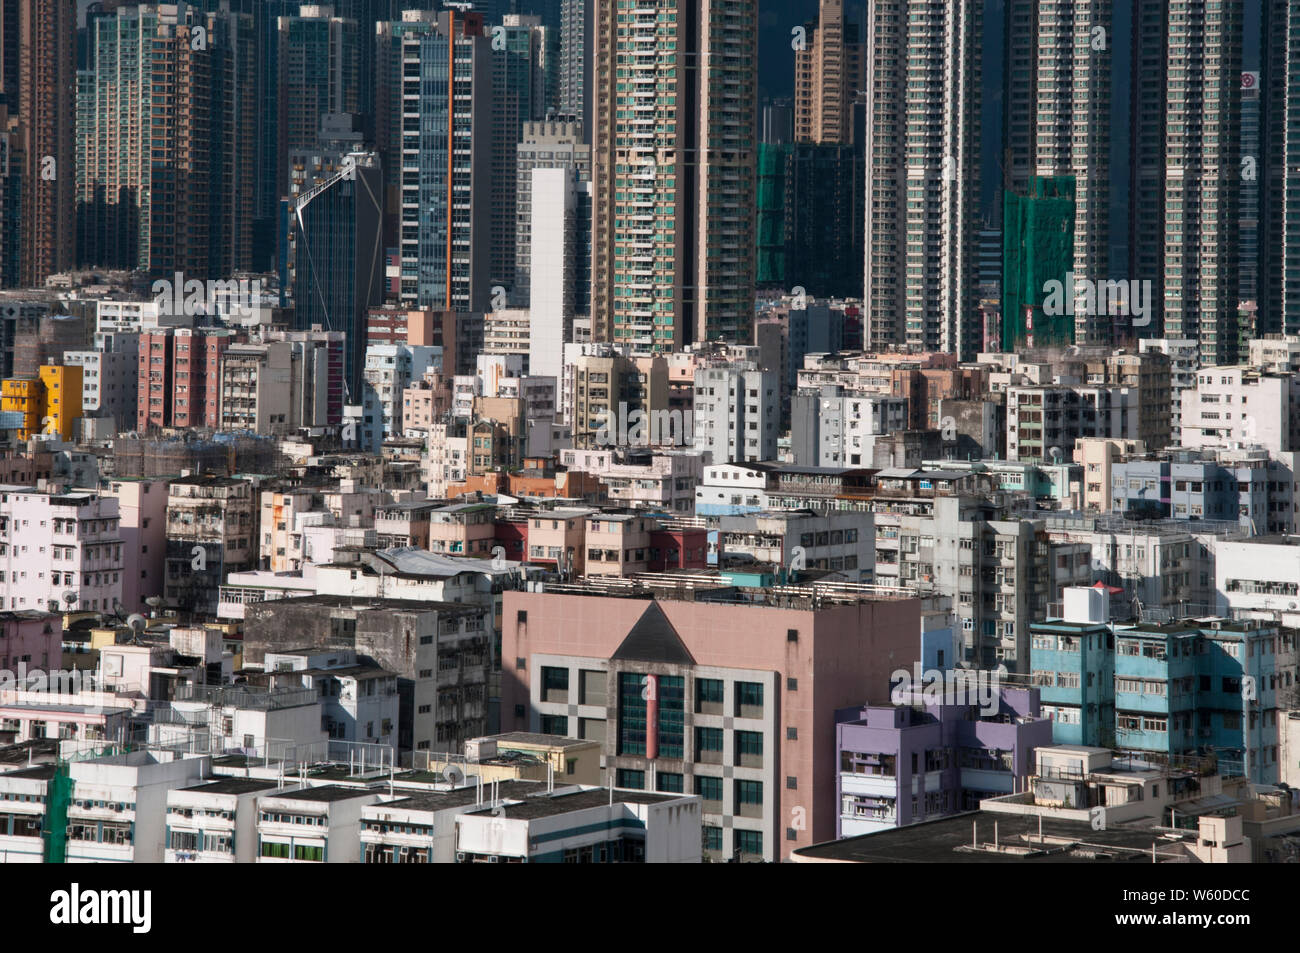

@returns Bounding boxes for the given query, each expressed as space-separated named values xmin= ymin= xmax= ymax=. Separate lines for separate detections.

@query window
xmin=656 ymin=676 xmax=685 ymax=759
xmin=735 ymin=681 xmax=764 ymax=715
xmin=579 ymin=669 xmax=607 ymax=706
xmin=695 ymin=677 xmax=724 ymax=713
xmin=656 ymin=772 xmax=683 ymax=793
xmin=734 ymin=829 xmax=763 ymax=857
xmin=703 ymin=826 xmax=723 ymax=851
xmin=695 ymin=726 xmax=723 ymax=761
xmin=169 ymin=831 xmax=198 ymax=851
xmin=695 ymin=775 xmax=723 ymax=802
xmin=540 ymin=714 xmax=568 ymax=736
xmin=616 ymin=769 xmax=645 ymax=790
xmin=735 ymin=779 xmax=763 ymax=806
xmin=618 ymin=673 xmax=647 ymax=755
xmin=541 ymin=666 xmax=569 ymax=703
xmin=735 ymin=730 xmax=763 ymax=766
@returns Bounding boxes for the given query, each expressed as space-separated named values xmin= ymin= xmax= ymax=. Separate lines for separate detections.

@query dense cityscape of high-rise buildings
xmin=0 ymin=1 xmax=1298 ymax=883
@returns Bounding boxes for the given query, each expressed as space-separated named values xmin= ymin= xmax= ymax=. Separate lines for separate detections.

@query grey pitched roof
xmin=611 ymin=601 xmax=695 ymax=666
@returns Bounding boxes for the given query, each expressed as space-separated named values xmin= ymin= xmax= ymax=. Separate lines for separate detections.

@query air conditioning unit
xmin=487 ymin=854 xmax=499 ymax=863
xmin=455 ymin=851 xmax=467 ymax=863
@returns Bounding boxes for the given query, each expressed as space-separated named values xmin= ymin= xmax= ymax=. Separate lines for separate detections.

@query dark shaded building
xmin=0 ymin=0 xmax=75 ymax=288
xmin=242 ymin=595 xmax=492 ymax=754
xmin=292 ymin=153 xmax=384 ymax=401
xmin=755 ymin=140 xmax=863 ymax=300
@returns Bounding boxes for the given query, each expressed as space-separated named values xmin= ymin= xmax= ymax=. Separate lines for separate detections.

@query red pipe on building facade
xmin=644 ymin=674 xmax=658 ymax=760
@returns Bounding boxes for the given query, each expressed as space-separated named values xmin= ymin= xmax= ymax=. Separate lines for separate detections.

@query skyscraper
xmin=77 ymin=4 xmax=257 ymax=277
xmin=591 ymin=0 xmax=758 ymax=352
xmin=1128 ymin=0 xmax=1170 ymax=340
xmin=559 ymin=0 xmax=592 ymax=134
xmin=188 ymin=0 xmax=299 ymax=270
xmin=1028 ymin=0 xmax=1114 ymax=346
xmin=862 ymin=0 xmax=982 ymax=357
xmin=375 ymin=11 xmax=441 ymax=247
xmin=515 ymin=118 xmax=590 ymax=307
xmin=0 ymin=0 xmax=75 ymax=288
xmin=793 ymin=0 xmax=864 ymax=146
xmin=1001 ymin=0 xmax=1038 ymax=199
xmin=1159 ymin=0 xmax=1243 ymax=365
xmin=490 ymin=14 xmax=558 ymax=296
xmin=0 ymin=114 xmax=19 ymax=287
xmin=281 ymin=113 xmax=366 ymax=301
xmin=276 ymin=6 xmax=361 ymax=200
xmin=399 ymin=11 xmax=493 ymax=312
xmin=1260 ymin=0 xmax=1300 ymax=334
xmin=756 ymin=137 xmax=865 ymax=300
xmin=1241 ymin=68 xmax=1261 ymax=308
xmin=529 ymin=165 xmax=590 ymax=379
xmin=293 ymin=152 xmax=385 ymax=401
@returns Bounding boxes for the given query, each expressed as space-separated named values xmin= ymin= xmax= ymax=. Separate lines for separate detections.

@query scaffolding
xmin=1002 ymin=175 xmax=1076 ymax=351
xmin=41 ymin=762 xmax=72 ymax=864
xmin=755 ymin=144 xmax=790 ymax=286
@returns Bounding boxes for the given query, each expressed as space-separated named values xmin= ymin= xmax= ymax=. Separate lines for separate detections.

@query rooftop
xmin=262 ymin=784 xmax=376 ymax=804
xmin=482 ymin=732 xmax=595 ymax=750
xmin=372 ymin=547 xmax=519 ymax=578
xmin=368 ymin=781 xmax=542 ymax=814
xmin=793 ymin=811 xmax=1196 ymax=864
xmin=245 ymin=593 xmax=483 ymax=615
xmin=297 ymin=665 xmax=394 ymax=680
xmin=0 ymin=739 xmax=59 ymax=766
xmin=463 ymin=787 xmax=687 ymax=821
xmin=533 ymin=574 xmax=918 ymax=610
xmin=178 ymin=778 xmax=280 ymax=796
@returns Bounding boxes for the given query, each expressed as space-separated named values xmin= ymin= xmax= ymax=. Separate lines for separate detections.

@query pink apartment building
xmin=0 ymin=611 xmax=62 ymax=672
xmin=501 ymin=585 xmax=921 ymax=861
xmin=104 ymin=477 xmax=169 ymax=614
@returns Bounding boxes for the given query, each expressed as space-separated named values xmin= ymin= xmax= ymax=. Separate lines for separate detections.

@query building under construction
xmin=109 ymin=431 xmax=283 ymax=479
xmin=1002 ymin=175 xmax=1076 ymax=352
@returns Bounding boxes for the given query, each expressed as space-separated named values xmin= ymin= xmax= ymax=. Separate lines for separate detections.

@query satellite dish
xmin=126 ymin=613 xmax=147 ymax=637
xmin=62 ymin=590 xmax=78 ymax=607
xmin=443 ymin=765 xmax=465 ymax=786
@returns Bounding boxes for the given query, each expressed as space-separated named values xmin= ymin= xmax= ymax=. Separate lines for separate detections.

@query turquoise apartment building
xmin=1029 ymin=615 xmax=1296 ymax=783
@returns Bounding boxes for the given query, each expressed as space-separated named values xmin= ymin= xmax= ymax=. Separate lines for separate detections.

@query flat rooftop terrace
xmin=793 ymin=811 xmax=1195 ymax=864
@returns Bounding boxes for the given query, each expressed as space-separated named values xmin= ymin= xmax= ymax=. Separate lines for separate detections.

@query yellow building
xmin=0 ymin=365 xmax=83 ymax=441
xmin=0 ymin=378 xmax=44 ymax=439
xmin=38 ymin=364 xmax=82 ymax=440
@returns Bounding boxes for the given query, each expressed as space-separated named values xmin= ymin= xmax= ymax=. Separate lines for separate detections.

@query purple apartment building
xmin=836 ymin=686 xmax=1054 ymax=837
